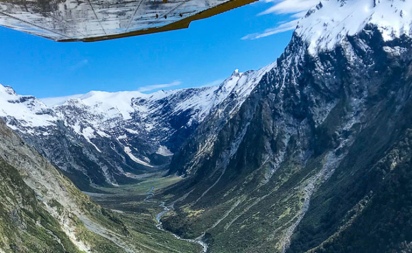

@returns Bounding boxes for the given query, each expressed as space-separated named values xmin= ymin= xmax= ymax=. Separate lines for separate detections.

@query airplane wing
xmin=0 ymin=0 xmax=255 ymax=42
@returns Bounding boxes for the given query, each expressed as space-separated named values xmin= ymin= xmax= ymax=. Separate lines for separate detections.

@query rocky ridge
xmin=0 ymin=69 xmax=266 ymax=190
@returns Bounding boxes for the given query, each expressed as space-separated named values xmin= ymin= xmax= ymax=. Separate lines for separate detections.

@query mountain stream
xmin=148 ymin=188 xmax=208 ymax=253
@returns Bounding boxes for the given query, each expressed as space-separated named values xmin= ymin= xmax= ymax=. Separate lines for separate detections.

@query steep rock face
xmin=162 ymin=1 xmax=412 ymax=252
xmin=0 ymin=119 xmax=141 ymax=252
xmin=0 ymin=156 xmax=83 ymax=253
xmin=0 ymin=73 xmax=258 ymax=190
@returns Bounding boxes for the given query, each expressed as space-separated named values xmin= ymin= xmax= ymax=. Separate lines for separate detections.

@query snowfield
xmin=297 ymin=0 xmax=412 ymax=54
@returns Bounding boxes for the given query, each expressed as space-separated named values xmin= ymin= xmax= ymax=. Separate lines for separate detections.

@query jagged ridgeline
xmin=0 ymin=70 xmax=262 ymax=191
xmin=162 ymin=0 xmax=412 ymax=252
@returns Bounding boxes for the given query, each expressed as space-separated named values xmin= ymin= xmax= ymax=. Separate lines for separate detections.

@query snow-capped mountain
xmin=0 ymin=68 xmax=267 ymax=190
xmin=160 ymin=0 xmax=412 ymax=252
xmin=297 ymin=0 xmax=412 ymax=54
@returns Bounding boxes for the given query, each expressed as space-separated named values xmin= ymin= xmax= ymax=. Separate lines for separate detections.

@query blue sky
xmin=0 ymin=0 xmax=317 ymax=98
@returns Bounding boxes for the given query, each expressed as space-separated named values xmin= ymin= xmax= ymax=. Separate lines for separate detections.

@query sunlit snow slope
xmin=297 ymin=0 xmax=412 ymax=54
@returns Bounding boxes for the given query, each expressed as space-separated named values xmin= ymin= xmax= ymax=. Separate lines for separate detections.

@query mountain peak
xmin=232 ymin=68 xmax=241 ymax=77
xmin=297 ymin=0 xmax=412 ymax=54
xmin=4 ymin=86 xmax=16 ymax=96
xmin=0 ymin=84 xmax=17 ymax=96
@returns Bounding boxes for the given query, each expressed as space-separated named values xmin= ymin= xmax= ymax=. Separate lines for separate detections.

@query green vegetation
xmin=0 ymin=157 xmax=198 ymax=253
xmin=0 ymin=158 xmax=82 ymax=253
xmin=86 ymin=174 xmax=202 ymax=253
xmin=95 ymin=174 xmax=183 ymax=196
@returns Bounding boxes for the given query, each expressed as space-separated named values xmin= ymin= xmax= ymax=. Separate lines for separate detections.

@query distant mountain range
xmin=0 ymin=68 xmax=267 ymax=190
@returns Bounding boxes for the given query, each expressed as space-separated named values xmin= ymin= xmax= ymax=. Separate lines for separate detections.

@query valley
xmin=84 ymin=173 xmax=204 ymax=253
